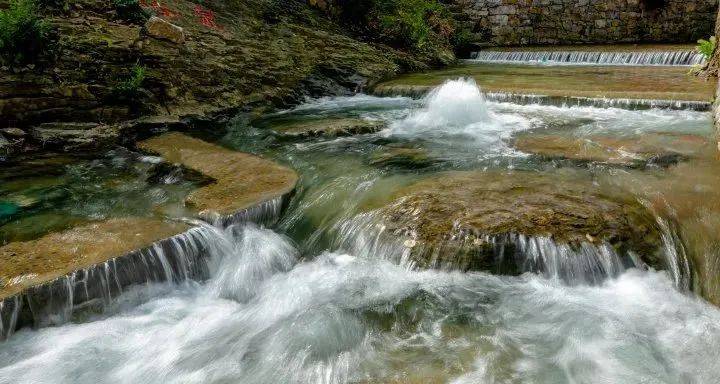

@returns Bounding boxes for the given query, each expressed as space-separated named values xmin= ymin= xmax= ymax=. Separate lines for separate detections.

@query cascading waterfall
xmin=1 ymin=221 xmax=719 ymax=383
xmin=329 ymin=211 xmax=642 ymax=285
xmin=0 ymin=223 xmax=225 ymax=340
xmin=467 ymin=50 xmax=705 ymax=66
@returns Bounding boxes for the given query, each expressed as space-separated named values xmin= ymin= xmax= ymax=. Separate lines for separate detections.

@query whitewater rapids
xmin=0 ymin=223 xmax=719 ymax=383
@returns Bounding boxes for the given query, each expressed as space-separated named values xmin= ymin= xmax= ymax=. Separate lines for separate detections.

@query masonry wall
xmin=448 ymin=0 xmax=718 ymax=47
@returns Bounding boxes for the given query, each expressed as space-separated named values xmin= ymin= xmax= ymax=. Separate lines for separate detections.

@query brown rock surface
xmin=145 ymin=16 xmax=185 ymax=44
xmin=273 ymin=118 xmax=385 ymax=137
xmin=138 ymin=132 xmax=298 ymax=216
xmin=378 ymin=170 xmax=662 ymax=269
xmin=0 ymin=217 xmax=190 ymax=299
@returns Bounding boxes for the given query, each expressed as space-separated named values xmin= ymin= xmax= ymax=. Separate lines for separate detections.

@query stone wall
xmin=449 ymin=0 xmax=718 ymax=46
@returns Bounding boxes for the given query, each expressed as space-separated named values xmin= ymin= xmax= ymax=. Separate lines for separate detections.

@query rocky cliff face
xmin=0 ymin=0 xmax=445 ymax=159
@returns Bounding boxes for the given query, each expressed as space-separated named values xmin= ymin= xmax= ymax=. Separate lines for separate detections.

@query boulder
xmin=138 ymin=132 xmax=298 ymax=219
xmin=145 ymin=16 xmax=185 ymax=44
xmin=369 ymin=147 xmax=435 ymax=169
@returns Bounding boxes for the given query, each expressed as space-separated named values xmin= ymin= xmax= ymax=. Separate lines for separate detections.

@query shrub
xmin=336 ymin=0 xmax=457 ymax=52
xmin=113 ymin=0 xmax=149 ymax=24
xmin=113 ymin=65 xmax=147 ymax=100
xmin=697 ymin=36 xmax=716 ymax=60
xmin=0 ymin=0 xmax=51 ymax=66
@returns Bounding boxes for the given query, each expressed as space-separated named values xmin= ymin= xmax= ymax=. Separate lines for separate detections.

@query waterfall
xmin=484 ymin=92 xmax=711 ymax=111
xmin=467 ymin=50 xmax=705 ymax=66
xmin=0 ymin=224 xmax=223 ymax=340
xmin=372 ymin=87 xmax=711 ymax=111
xmin=330 ymin=212 xmax=643 ymax=285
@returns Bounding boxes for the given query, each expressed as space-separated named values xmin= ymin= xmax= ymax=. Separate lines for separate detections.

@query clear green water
xmin=0 ymin=149 xmax=199 ymax=244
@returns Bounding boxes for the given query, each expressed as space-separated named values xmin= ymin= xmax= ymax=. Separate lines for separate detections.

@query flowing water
xmin=467 ymin=50 xmax=705 ymax=66
xmin=0 ymin=149 xmax=200 ymax=244
xmin=1 ymin=78 xmax=720 ymax=383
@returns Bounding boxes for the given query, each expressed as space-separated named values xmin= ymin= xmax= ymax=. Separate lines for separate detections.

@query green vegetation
xmin=113 ymin=0 xmax=149 ymax=24
xmin=697 ymin=36 xmax=716 ymax=60
xmin=0 ymin=0 xmax=51 ymax=66
xmin=112 ymin=65 xmax=147 ymax=101
xmin=337 ymin=0 xmax=459 ymax=53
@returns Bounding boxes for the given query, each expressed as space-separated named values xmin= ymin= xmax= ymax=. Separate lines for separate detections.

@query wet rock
xmin=31 ymin=122 xmax=119 ymax=151
xmin=369 ymin=147 xmax=435 ymax=169
xmin=273 ymin=118 xmax=386 ymax=137
xmin=138 ymin=132 xmax=298 ymax=219
xmin=0 ymin=128 xmax=26 ymax=138
xmin=144 ymin=16 xmax=185 ymax=44
xmin=378 ymin=170 xmax=662 ymax=271
xmin=0 ymin=218 xmax=190 ymax=300
xmin=512 ymin=132 xmax=709 ymax=167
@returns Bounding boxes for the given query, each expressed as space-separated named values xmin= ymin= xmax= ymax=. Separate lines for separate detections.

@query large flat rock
xmin=138 ymin=132 xmax=298 ymax=217
xmin=512 ymin=132 xmax=713 ymax=167
xmin=0 ymin=218 xmax=189 ymax=300
xmin=378 ymin=170 xmax=662 ymax=270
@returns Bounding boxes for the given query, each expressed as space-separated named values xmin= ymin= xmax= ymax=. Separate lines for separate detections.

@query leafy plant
xmin=336 ymin=0 xmax=459 ymax=52
xmin=697 ymin=36 xmax=716 ymax=60
xmin=113 ymin=0 xmax=149 ymax=24
xmin=113 ymin=65 xmax=147 ymax=100
xmin=0 ymin=0 xmax=51 ymax=66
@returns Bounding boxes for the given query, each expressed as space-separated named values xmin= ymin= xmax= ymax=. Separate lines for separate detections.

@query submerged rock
xmin=369 ymin=147 xmax=435 ymax=169
xmin=138 ymin=132 xmax=298 ymax=220
xmin=511 ymin=131 xmax=711 ymax=167
xmin=272 ymin=118 xmax=385 ymax=137
xmin=377 ymin=170 xmax=663 ymax=272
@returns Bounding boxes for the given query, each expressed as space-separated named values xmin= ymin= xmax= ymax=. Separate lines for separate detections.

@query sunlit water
xmin=2 ymin=79 xmax=720 ymax=383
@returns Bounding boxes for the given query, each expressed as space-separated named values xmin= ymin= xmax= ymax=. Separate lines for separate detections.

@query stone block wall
xmin=448 ymin=0 xmax=718 ymax=46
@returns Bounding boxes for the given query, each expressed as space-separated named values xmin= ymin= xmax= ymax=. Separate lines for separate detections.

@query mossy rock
xmin=272 ymin=118 xmax=386 ymax=138
xmin=369 ymin=147 xmax=435 ymax=169
xmin=377 ymin=170 xmax=664 ymax=271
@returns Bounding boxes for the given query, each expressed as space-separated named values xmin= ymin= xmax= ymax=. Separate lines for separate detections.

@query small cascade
xmin=204 ymin=196 xmax=288 ymax=228
xmin=372 ymin=88 xmax=710 ymax=111
xmin=331 ymin=213 xmax=642 ymax=285
xmin=467 ymin=50 xmax=705 ymax=66
xmin=0 ymin=224 xmax=222 ymax=340
xmin=484 ymin=92 xmax=711 ymax=111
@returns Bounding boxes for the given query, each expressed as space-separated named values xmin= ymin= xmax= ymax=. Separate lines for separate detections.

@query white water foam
xmin=1 ymin=223 xmax=719 ymax=383
xmin=385 ymin=78 xmax=534 ymax=156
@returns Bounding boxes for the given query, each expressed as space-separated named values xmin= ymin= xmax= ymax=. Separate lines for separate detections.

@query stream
xmin=1 ymin=77 xmax=720 ymax=383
